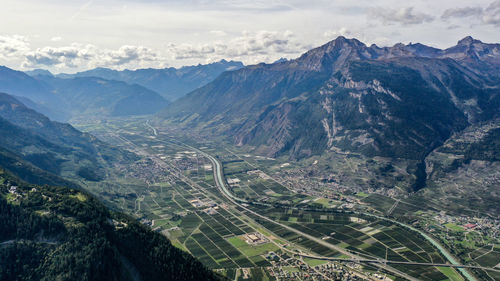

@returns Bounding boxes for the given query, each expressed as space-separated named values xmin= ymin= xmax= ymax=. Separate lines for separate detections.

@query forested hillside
xmin=0 ymin=168 xmax=223 ymax=281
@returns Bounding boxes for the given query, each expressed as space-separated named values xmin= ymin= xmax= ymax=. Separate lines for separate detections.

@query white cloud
xmin=323 ymin=28 xmax=351 ymax=39
xmin=369 ymin=7 xmax=435 ymax=25
xmin=23 ymin=43 xmax=95 ymax=68
xmin=14 ymin=30 xmax=309 ymax=70
xmin=99 ymin=45 xmax=158 ymax=67
xmin=482 ymin=1 xmax=500 ymax=25
xmin=50 ymin=36 xmax=63 ymax=42
xmin=22 ymin=43 xmax=160 ymax=70
xmin=441 ymin=7 xmax=483 ymax=20
xmin=0 ymin=35 xmax=30 ymax=60
xmin=441 ymin=1 xmax=500 ymax=26
xmin=165 ymin=30 xmax=310 ymax=64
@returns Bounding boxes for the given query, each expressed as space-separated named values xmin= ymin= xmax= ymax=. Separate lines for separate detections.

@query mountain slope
xmin=1 ymin=65 xmax=170 ymax=120
xmin=34 ymin=76 xmax=169 ymax=117
xmin=0 ymin=66 xmax=68 ymax=121
xmin=423 ymin=119 xmax=500 ymax=214
xmin=158 ymin=37 xmax=500 ymax=162
xmin=60 ymin=60 xmax=244 ymax=100
xmin=0 ymin=93 xmax=136 ymax=181
xmin=0 ymin=167 xmax=223 ymax=281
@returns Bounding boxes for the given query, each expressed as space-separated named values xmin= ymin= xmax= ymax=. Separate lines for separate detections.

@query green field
xmin=228 ymin=236 xmax=279 ymax=257
xmin=444 ymin=223 xmax=465 ymax=232
xmin=303 ymin=257 xmax=329 ymax=267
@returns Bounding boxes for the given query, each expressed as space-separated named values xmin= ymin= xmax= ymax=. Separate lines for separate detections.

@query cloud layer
xmin=0 ymin=1 xmax=499 ymax=72
xmin=23 ymin=44 xmax=161 ymax=69
xmin=441 ymin=1 xmax=500 ymax=26
xmin=0 ymin=35 xmax=30 ymax=61
xmin=166 ymin=31 xmax=309 ymax=62
xmin=11 ymin=31 xmax=310 ymax=71
xmin=369 ymin=7 xmax=434 ymax=25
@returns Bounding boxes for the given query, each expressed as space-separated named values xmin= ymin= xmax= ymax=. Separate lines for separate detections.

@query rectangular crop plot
xmin=185 ymin=238 xmax=219 ymax=269
xmin=199 ymin=224 xmax=254 ymax=267
xmin=192 ymin=233 xmax=238 ymax=268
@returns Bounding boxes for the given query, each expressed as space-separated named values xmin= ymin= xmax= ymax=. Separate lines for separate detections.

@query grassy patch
xmin=69 ymin=192 xmax=87 ymax=202
xmin=239 ymin=242 xmax=279 ymax=257
xmin=335 ymin=254 xmax=351 ymax=259
xmin=283 ymin=267 xmax=300 ymax=273
xmin=171 ymin=240 xmax=187 ymax=252
xmin=152 ymin=219 xmax=170 ymax=228
xmin=444 ymin=223 xmax=464 ymax=232
xmin=437 ymin=267 xmax=464 ymax=281
xmin=315 ymin=198 xmax=331 ymax=207
xmin=303 ymin=257 xmax=328 ymax=267
xmin=337 ymin=242 xmax=349 ymax=249
xmin=227 ymin=236 xmax=279 ymax=257
xmin=5 ymin=193 xmax=19 ymax=205
xmin=227 ymin=236 xmax=247 ymax=248
xmin=355 ymin=192 xmax=370 ymax=198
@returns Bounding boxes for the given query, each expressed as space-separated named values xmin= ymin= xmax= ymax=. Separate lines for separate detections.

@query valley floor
xmin=72 ymin=117 xmax=499 ymax=281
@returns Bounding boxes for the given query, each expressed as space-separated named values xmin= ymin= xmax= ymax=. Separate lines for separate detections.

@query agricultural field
xmin=70 ymin=117 xmax=498 ymax=281
xmin=244 ymin=206 xmax=460 ymax=281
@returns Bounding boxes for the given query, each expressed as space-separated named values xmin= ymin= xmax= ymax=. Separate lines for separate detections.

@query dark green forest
xmin=0 ymin=168 xmax=223 ymax=281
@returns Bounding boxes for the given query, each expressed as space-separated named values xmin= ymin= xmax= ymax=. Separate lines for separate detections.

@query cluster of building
xmin=8 ymin=185 xmax=18 ymax=195
xmin=262 ymin=251 xmax=383 ymax=281
xmin=433 ymin=212 xmax=499 ymax=233
xmin=118 ymin=158 xmax=171 ymax=184
xmin=247 ymin=169 xmax=272 ymax=180
xmin=7 ymin=185 xmax=36 ymax=200
xmin=268 ymin=257 xmax=370 ymax=281
xmin=189 ymin=198 xmax=217 ymax=208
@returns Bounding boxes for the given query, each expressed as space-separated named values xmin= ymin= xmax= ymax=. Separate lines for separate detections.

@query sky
xmin=0 ymin=0 xmax=499 ymax=73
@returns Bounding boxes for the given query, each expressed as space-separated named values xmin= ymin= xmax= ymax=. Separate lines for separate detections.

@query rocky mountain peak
xmin=295 ymin=36 xmax=370 ymax=71
xmin=457 ymin=36 xmax=479 ymax=46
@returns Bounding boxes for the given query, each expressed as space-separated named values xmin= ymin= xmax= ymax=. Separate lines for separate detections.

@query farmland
xmin=71 ymin=117 xmax=498 ymax=281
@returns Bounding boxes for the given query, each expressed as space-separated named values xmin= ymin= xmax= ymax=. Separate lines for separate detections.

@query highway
xmin=355 ymin=212 xmax=479 ymax=281
xmin=140 ymin=122 xmax=487 ymax=281
xmin=188 ymin=144 xmax=420 ymax=281
xmin=193 ymin=145 xmax=487 ymax=281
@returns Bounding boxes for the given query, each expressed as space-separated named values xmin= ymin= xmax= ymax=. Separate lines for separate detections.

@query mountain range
xmin=0 ymin=66 xmax=169 ymax=121
xmin=0 ymin=35 xmax=498 ymax=279
xmin=54 ymin=59 xmax=244 ymax=101
xmin=157 ymin=36 xmax=500 ymax=190
xmin=0 ymin=60 xmax=244 ymax=121
xmin=1 ymin=36 xmax=498 ymax=192
xmin=36 ymin=75 xmax=169 ymax=117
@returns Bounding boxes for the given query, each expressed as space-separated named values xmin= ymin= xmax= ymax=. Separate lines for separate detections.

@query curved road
xmin=357 ymin=212 xmax=478 ymax=281
xmin=145 ymin=124 xmax=481 ymax=281
xmin=186 ymin=144 xmax=419 ymax=281
xmin=196 ymin=146 xmax=480 ymax=281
